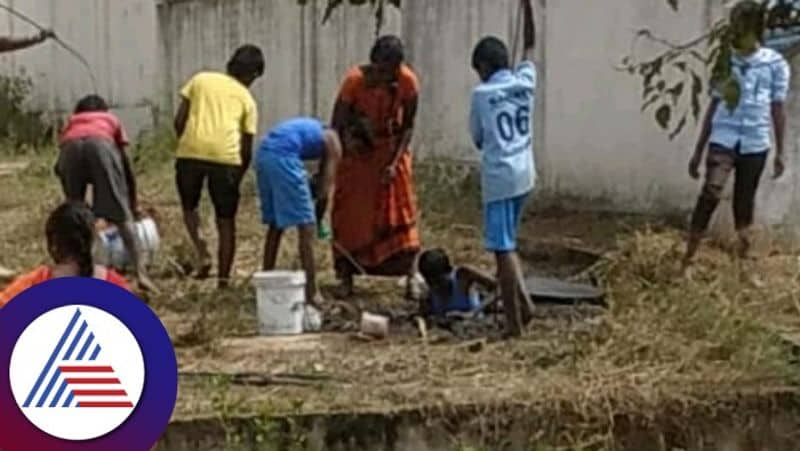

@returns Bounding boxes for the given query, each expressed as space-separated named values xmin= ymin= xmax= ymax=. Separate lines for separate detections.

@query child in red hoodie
xmin=56 ymin=95 xmax=157 ymax=292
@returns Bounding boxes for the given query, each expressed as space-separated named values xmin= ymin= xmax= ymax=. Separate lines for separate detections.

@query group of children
xmin=0 ymin=28 xmax=540 ymax=337
xmin=0 ymin=0 xmax=792 ymax=339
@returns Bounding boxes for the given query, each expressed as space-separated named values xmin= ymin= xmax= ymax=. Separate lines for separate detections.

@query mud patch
xmin=316 ymin=241 xmax=605 ymax=342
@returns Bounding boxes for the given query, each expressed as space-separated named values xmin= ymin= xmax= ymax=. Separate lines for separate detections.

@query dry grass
xmin=1 ymin=145 xmax=798 ymax=439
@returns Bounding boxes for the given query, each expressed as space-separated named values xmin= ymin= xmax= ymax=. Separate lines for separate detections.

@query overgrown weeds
xmin=2 ymin=132 xmax=799 ymax=449
xmin=0 ymin=73 xmax=56 ymax=150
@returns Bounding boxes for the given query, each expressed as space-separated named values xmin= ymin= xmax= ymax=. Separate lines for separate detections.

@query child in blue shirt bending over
xmin=255 ymin=117 xmax=372 ymax=309
xmin=469 ymin=29 xmax=536 ymax=336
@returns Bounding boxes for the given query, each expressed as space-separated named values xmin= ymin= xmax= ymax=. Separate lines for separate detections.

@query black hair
xmin=74 ymin=95 xmax=109 ymax=114
xmin=45 ymin=201 xmax=95 ymax=277
xmin=344 ymin=114 xmax=374 ymax=148
xmin=370 ymin=35 xmax=405 ymax=65
xmin=730 ymin=0 xmax=766 ymax=41
xmin=418 ymin=248 xmax=453 ymax=282
xmin=472 ymin=36 xmax=510 ymax=74
xmin=227 ymin=44 xmax=265 ymax=80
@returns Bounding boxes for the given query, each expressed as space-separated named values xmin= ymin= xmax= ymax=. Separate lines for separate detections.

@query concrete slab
xmin=525 ymin=276 xmax=604 ymax=302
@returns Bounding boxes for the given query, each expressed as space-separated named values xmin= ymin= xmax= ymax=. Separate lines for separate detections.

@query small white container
xmin=251 ymin=271 xmax=306 ymax=336
xmin=360 ymin=312 xmax=390 ymax=339
xmin=94 ymin=218 xmax=160 ymax=269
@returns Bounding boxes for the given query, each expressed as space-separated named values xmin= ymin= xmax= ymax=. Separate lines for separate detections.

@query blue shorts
xmin=484 ymin=193 xmax=529 ymax=252
xmin=255 ymin=152 xmax=315 ymax=229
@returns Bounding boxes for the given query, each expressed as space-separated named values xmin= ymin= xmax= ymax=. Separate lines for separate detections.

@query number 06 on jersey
xmin=470 ymin=60 xmax=537 ymax=204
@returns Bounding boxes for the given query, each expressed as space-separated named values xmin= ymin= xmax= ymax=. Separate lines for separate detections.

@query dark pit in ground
xmin=517 ymin=239 xmax=602 ymax=279
xmin=320 ymin=242 xmax=605 ymax=342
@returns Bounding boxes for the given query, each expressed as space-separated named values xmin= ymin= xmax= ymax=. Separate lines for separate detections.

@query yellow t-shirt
xmin=176 ymin=72 xmax=258 ymax=166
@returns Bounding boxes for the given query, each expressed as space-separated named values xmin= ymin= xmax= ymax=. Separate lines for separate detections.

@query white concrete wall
xmin=157 ymin=0 xmax=405 ymax=133
xmin=157 ymin=0 xmax=540 ymax=163
xmin=0 ymin=0 xmax=160 ymax=135
xmin=157 ymin=0 xmax=708 ymax=212
xmin=8 ymin=0 xmax=800 ymax=239
xmin=542 ymin=0 xmax=710 ymax=212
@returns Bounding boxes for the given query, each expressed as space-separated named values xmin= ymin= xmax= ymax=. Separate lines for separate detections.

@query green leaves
xmin=669 ymin=115 xmax=687 ymax=141
xmin=621 ymin=45 xmax=704 ymax=140
xmin=667 ymin=82 xmax=684 ymax=105
xmin=622 ymin=0 xmax=800 ymax=138
xmin=321 ymin=0 xmax=344 ymax=23
xmin=305 ymin=0 xmax=403 ymax=35
xmin=622 ymin=0 xmax=798 ymax=139
xmin=720 ymin=77 xmax=742 ymax=112
xmin=667 ymin=0 xmax=678 ymax=12
xmin=655 ymin=105 xmax=671 ymax=130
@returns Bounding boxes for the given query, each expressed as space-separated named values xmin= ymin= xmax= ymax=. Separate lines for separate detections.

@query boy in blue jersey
xmin=255 ymin=117 xmax=372 ymax=308
xmin=469 ymin=29 xmax=537 ymax=337
xmin=683 ymin=1 xmax=790 ymax=273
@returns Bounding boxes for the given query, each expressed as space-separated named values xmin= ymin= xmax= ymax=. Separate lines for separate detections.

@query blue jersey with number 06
xmin=470 ymin=61 xmax=537 ymax=204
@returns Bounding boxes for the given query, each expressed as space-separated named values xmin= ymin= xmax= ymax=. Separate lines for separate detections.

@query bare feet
xmin=196 ymin=262 xmax=212 ymax=280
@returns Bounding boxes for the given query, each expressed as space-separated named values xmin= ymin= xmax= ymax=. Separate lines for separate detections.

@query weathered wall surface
xmin=158 ymin=0 xmax=403 ymax=133
xmin=541 ymin=0 xmax=710 ymax=212
xmin=157 ymin=0 xmax=531 ymax=165
xmin=156 ymin=0 xmax=708 ymax=214
xmin=0 ymin=0 xmax=160 ymax=135
xmin=6 ymin=0 xmax=800 ymax=237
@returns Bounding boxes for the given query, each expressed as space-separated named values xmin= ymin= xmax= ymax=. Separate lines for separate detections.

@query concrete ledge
xmin=157 ymin=390 xmax=800 ymax=451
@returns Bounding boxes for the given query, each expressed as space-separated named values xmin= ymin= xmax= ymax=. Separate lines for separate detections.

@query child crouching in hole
xmin=417 ymin=248 xmax=535 ymax=322
xmin=417 ymin=248 xmax=492 ymax=318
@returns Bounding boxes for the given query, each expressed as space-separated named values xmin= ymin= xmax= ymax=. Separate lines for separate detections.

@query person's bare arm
xmin=119 ymin=148 xmax=138 ymax=217
xmin=521 ymin=0 xmax=536 ymax=61
xmin=316 ymin=130 xmax=343 ymax=222
xmin=239 ymin=133 xmax=254 ymax=180
xmin=689 ymin=98 xmax=720 ymax=179
xmin=173 ymin=97 xmax=190 ymax=137
xmin=383 ymin=96 xmax=418 ymax=183
xmin=457 ymin=266 xmax=498 ymax=292
xmin=331 ymin=98 xmax=354 ymax=132
xmin=771 ymin=101 xmax=786 ymax=178
xmin=0 ymin=30 xmax=52 ymax=53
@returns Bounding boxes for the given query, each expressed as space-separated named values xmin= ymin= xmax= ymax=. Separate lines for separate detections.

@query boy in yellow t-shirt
xmin=173 ymin=44 xmax=265 ymax=287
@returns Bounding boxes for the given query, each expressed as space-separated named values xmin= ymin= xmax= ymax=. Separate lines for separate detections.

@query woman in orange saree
xmin=330 ymin=35 xmax=421 ymax=298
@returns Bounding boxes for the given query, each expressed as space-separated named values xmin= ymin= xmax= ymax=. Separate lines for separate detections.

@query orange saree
xmin=332 ymin=65 xmax=421 ymax=277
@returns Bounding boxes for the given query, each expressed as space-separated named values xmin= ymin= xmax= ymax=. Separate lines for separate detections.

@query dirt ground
xmin=1 ymin=151 xmax=798 ymax=434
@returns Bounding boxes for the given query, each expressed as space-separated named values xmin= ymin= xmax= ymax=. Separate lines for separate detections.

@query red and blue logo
xmin=0 ymin=278 xmax=177 ymax=450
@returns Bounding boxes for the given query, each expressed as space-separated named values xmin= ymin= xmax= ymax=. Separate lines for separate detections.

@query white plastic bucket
xmin=94 ymin=218 xmax=160 ymax=269
xmin=251 ymin=271 xmax=306 ymax=336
